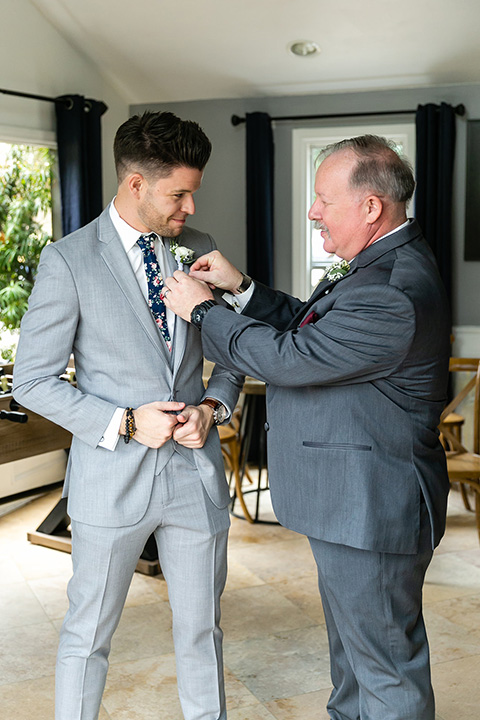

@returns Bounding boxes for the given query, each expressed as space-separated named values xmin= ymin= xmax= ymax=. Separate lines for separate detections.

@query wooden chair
xmin=218 ymin=402 xmax=255 ymax=523
xmin=439 ymin=358 xmax=480 ymax=540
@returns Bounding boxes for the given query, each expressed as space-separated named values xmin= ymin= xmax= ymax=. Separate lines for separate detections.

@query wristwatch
xmin=191 ymin=299 xmax=218 ymax=329
xmin=234 ymin=273 xmax=252 ymax=294
xmin=200 ymin=398 xmax=228 ymax=425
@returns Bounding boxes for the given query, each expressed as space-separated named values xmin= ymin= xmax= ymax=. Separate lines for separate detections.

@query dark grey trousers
xmin=309 ymin=502 xmax=434 ymax=720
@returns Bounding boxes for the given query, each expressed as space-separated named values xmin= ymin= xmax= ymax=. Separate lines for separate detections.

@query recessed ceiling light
xmin=288 ymin=40 xmax=321 ymax=57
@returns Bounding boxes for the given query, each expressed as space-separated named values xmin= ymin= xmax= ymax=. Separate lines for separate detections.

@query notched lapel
xmin=289 ymin=263 xmax=356 ymax=330
xmin=98 ymin=217 xmax=172 ymax=367
xmin=163 ymin=238 xmax=190 ymax=374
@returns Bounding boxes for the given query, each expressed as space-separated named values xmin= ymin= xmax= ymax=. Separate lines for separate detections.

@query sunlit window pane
xmin=311 ymin=227 xmax=334 ymax=263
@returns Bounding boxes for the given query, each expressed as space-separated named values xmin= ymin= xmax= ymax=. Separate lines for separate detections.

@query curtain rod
xmin=0 ymin=87 xmax=68 ymax=105
xmin=0 ymin=87 xmax=108 ymax=114
xmin=231 ymin=104 xmax=466 ymax=126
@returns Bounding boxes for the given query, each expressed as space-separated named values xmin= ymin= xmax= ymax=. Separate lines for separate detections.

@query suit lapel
xmin=97 ymin=210 xmax=173 ymax=368
xmin=287 ymin=264 xmax=356 ymax=330
xmin=163 ymin=238 xmax=191 ymax=377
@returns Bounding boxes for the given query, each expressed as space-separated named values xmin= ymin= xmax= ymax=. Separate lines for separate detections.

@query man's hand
xmin=173 ymin=404 xmax=215 ymax=448
xmin=120 ymin=401 xmax=185 ymax=448
xmin=162 ymin=270 xmax=214 ymax=321
xmin=188 ymin=250 xmax=243 ymax=293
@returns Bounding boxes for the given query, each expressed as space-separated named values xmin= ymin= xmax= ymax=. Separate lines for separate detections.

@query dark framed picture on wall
xmin=465 ymin=119 xmax=480 ymax=261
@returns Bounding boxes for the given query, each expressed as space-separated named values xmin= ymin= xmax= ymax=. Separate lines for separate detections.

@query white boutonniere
xmin=324 ymin=259 xmax=350 ymax=282
xmin=170 ymin=241 xmax=195 ymax=270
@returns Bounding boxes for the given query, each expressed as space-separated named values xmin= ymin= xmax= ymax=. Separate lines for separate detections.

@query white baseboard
xmin=0 ymin=450 xmax=67 ymax=500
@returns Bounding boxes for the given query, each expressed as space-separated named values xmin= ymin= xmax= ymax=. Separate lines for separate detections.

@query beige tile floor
xmin=1 ymin=484 xmax=479 ymax=719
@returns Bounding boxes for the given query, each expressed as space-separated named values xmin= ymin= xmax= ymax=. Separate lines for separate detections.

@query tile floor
xmin=1 ymin=484 xmax=479 ymax=719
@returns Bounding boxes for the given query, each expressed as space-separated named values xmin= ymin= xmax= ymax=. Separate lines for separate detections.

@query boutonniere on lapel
xmin=169 ymin=241 xmax=195 ymax=271
xmin=324 ymin=259 xmax=350 ymax=282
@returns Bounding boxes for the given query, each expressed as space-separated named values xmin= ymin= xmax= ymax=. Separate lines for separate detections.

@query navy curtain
xmin=55 ymin=95 xmax=108 ymax=236
xmin=415 ymin=102 xmax=456 ymax=304
xmin=246 ymin=112 xmax=274 ymax=286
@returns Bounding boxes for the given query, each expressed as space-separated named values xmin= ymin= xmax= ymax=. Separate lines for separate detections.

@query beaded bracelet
xmin=124 ymin=407 xmax=136 ymax=444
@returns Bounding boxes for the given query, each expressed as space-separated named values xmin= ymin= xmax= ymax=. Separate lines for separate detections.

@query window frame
xmin=291 ymin=122 xmax=416 ymax=300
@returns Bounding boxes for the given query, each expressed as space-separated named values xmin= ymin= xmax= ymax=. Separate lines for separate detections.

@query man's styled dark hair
xmin=320 ymin=134 xmax=415 ymax=204
xmin=114 ymin=111 xmax=212 ymax=182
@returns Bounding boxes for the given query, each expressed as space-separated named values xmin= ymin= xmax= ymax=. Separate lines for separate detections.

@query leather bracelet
xmin=124 ymin=407 xmax=136 ymax=444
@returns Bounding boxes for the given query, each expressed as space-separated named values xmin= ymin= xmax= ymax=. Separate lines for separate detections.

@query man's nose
xmin=308 ymin=199 xmax=320 ymax=221
xmin=182 ymin=195 xmax=195 ymax=215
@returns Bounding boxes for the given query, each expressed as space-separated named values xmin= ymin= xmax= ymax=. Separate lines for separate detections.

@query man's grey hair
xmin=319 ymin=135 xmax=415 ymax=204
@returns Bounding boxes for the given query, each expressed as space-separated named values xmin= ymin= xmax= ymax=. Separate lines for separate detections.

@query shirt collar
xmin=377 ymin=218 xmax=410 ymax=242
xmin=349 ymin=219 xmax=410 ymax=263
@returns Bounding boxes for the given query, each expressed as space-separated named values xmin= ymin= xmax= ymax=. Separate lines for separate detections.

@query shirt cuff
xmin=222 ymin=281 xmax=255 ymax=313
xmin=98 ymin=407 xmax=125 ymax=451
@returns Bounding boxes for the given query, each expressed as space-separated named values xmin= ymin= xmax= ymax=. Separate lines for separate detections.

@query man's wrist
xmin=233 ymin=272 xmax=252 ymax=295
xmin=200 ymin=397 xmax=228 ymax=425
xmin=190 ymin=299 xmax=218 ymax=329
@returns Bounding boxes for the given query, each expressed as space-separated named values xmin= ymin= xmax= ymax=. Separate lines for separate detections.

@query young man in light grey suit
xmin=13 ymin=111 xmax=242 ymax=720
xmin=162 ymin=136 xmax=451 ymax=720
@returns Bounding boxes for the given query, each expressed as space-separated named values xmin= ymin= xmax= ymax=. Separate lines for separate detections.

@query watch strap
xmin=200 ymin=398 xmax=218 ymax=412
xmin=200 ymin=397 xmax=225 ymax=425
xmin=190 ymin=299 xmax=218 ymax=329
xmin=235 ymin=273 xmax=252 ymax=294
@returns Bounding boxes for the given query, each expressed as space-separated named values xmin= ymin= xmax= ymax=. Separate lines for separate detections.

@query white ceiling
xmin=31 ymin=0 xmax=480 ymax=105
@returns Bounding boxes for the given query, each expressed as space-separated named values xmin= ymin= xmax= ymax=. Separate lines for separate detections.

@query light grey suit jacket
xmin=13 ymin=207 xmax=243 ymax=527
xmin=199 ymin=220 xmax=451 ymax=554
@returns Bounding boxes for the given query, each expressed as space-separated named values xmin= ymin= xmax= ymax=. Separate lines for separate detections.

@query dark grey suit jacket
xmin=200 ymin=220 xmax=451 ymax=554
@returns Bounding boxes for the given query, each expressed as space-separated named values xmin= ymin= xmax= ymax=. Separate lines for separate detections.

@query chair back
xmin=440 ymin=358 xmax=480 ymax=454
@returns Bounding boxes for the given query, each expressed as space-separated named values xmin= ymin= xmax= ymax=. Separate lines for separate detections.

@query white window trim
xmin=292 ymin=122 xmax=416 ymax=300
xmin=0 ymin=125 xmax=56 ymax=148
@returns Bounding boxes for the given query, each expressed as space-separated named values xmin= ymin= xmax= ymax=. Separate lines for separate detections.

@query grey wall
xmin=133 ymin=83 xmax=480 ymax=327
xmin=1 ymin=0 xmax=128 ymax=204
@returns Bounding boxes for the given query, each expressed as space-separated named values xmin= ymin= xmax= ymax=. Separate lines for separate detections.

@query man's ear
xmin=126 ymin=172 xmax=146 ymax=199
xmin=365 ymin=195 xmax=383 ymax=225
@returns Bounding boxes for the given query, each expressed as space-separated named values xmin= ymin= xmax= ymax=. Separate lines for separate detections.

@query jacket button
xmin=324 ymin=289 xmax=330 ymax=295
xmin=264 ymin=422 xmax=270 ymax=431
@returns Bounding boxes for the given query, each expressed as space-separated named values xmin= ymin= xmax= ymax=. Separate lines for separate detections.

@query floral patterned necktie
xmin=137 ymin=234 xmax=172 ymax=350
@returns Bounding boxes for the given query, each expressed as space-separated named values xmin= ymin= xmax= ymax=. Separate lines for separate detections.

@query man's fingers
xmin=189 ymin=251 xmax=218 ymax=273
xmin=189 ymin=270 xmax=212 ymax=283
xmin=151 ymin=401 xmax=185 ymax=412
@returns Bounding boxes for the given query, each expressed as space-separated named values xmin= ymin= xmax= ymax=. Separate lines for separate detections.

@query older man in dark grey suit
xmin=162 ymin=135 xmax=451 ymax=720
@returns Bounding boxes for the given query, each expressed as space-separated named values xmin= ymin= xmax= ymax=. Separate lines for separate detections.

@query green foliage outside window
xmin=0 ymin=145 xmax=55 ymax=337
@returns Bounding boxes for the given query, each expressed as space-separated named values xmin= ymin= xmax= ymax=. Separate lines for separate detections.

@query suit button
xmin=264 ymin=422 xmax=270 ymax=431
xmin=324 ymin=289 xmax=330 ymax=295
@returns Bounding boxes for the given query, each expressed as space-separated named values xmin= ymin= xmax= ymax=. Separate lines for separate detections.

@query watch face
xmin=214 ymin=404 xmax=228 ymax=424
xmin=192 ymin=307 xmax=205 ymax=327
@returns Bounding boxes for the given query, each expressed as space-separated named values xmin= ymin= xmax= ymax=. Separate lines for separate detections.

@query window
xmin=291 ymin=122 xmax=416 ymax=299
xmin=0 ymin=128 xmax=58 ymax=362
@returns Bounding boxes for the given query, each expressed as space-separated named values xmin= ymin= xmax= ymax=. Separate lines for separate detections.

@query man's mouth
xmin=314 ymin=221 xmax=329 ymax=236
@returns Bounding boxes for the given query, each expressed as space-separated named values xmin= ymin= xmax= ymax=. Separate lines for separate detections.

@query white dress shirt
xmin=98 ymin=200 xmax=176 ymax=450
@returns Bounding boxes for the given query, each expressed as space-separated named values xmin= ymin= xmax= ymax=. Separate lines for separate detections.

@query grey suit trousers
xmin=55 ymin=452 xmax=230 ymax=720
xmin=308 ymin=502 xmax=434 ymax=720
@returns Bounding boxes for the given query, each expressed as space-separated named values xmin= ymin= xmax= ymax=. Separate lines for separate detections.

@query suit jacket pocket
xmin=303 ymin=441 xmax=372 ymax=451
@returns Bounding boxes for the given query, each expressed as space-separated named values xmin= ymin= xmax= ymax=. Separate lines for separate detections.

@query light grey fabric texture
xmin=13 ymin=208 xmax=243 ymax=526
xmin=13 ymin=208 xmax=242 ymax=720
